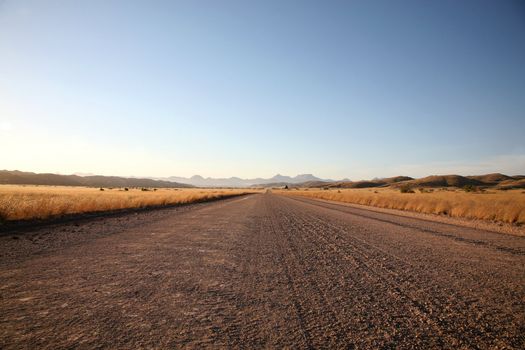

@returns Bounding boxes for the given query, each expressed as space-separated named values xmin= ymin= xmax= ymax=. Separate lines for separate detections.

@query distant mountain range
xmin=0 ymin=170 xmax=192 ymax=188
xmin=156 ymin=174 xmax=337 ymax=188
xmin=2 ymin=170 xmax=523 ymax=190
xmin=0 ymin=170 xmax=336 ymax=188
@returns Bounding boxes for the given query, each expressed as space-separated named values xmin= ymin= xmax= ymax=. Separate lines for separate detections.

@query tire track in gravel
xmin=279 ymin=199 xmax=477 ymax=347
xmin=269 ymin=196 xmax=453 ymax=348
xmin=266 ymin=198 xmax=344 ymax=348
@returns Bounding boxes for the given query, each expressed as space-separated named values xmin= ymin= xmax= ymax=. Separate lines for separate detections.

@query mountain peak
xmin=160 ymin=173 xmax=330 ymax=187
xmin=294 ymin=174 xmax=321 ymax=181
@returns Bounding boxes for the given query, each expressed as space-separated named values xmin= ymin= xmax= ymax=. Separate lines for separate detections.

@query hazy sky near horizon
xmin=1 ymin=0 xmax=525 ymax=180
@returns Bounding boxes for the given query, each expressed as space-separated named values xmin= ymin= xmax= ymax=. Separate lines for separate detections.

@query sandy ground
xmin=0 ymin=193 xmax=524 ymax=349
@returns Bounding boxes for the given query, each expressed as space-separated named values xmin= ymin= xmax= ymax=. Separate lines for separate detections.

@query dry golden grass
xmin=0 ymin=185 xmax=255 ymax=222
xmin=277 ymin=188 xmax=525 ymax=225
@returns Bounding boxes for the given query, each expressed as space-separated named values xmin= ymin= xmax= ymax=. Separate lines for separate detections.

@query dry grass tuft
xmin=0 ymin=185 xmax=255 ymax=222
xmin=277 ymin=188 xmax=525 ymax=225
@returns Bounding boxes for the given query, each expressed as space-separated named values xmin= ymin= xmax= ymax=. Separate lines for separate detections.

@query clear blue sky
xmin=1 ymin=0 xmax=524 ymax=179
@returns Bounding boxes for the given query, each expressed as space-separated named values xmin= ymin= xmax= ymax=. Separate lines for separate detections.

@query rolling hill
xmin=392 ymin=175 xmax=485 ymax=188
xmin=278 ymin=174 xmax=524 ymax=190
xmin=0 ymin=170 xmax=192 ymax=188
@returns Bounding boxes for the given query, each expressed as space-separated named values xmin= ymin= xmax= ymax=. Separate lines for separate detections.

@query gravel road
xmin=1 ymin=193 xmax=524 ymax=349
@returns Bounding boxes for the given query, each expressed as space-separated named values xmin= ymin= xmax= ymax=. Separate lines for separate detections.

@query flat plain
xmin=1 ymin=193 xmax=524 ymax=349
xmin=0 ymin=185 xmax=252 ymax=221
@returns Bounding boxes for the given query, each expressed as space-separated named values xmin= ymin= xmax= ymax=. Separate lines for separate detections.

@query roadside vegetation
xmin=0 ymin=185 xmax=253 ymax=222
xmin=278 ymin=187 xmax=525 ymax=225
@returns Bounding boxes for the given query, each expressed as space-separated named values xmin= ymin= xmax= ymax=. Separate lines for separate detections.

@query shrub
xmin=399 ymin=185 xmax=414 ymax=193
xmin=463 ymin=184 xmax=477 ymax=192
xmin=99 ymin=188 xmax=104 ymax=191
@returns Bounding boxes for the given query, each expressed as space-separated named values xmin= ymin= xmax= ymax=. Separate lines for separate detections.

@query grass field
xmin=0 ymin=185 xmax=254 ymax=222
xmin=277 ymin=188 xmax=525 ymax=225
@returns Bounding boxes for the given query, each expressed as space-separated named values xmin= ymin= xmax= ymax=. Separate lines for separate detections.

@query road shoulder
xmin=281 ymin=195 xmax=525 ymax=237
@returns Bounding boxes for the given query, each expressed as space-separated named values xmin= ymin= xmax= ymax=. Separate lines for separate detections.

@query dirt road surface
xmin=1 ymin=194 xmax=524 ymax=349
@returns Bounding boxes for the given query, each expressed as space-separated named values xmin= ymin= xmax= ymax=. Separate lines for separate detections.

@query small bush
xmin=463 ymin=184 xmax=477 ymax=192
xmin=399 ymin=185 xmax=414 ymax=193
xmin=124 ymin=188 xmax=129 ymax=191
xmin=99 ymin=188 xmax=104 ymax=191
